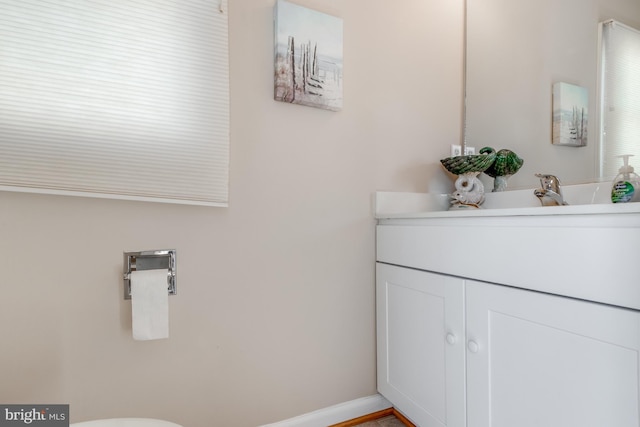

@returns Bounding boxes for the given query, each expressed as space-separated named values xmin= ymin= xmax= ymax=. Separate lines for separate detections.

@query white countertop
xmin=377 ymin=199 xmax=640 ymax=219
xmin=376 ymin=187 xmax=640 ymax=310
xmin=375 ymin=185 xmax=640 ymax=219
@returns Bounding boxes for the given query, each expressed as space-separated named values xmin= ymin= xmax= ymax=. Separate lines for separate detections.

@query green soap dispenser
xmin=611 ymin=155 xmax=640 ymax=203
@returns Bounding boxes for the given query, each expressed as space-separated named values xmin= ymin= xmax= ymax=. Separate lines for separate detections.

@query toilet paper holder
xmin=123 ymin=249 xmax=177 ymax=300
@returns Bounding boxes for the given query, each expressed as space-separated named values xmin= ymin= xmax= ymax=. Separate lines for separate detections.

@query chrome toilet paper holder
xmin=123 ymin=249 xmax=177 ymax=300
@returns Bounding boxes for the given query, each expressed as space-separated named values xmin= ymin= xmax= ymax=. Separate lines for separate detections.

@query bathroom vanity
xmin=374 ymin=191 xmax=640 ymax=427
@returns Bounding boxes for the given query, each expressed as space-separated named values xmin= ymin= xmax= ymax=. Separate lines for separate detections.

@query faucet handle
xmin=535 ymin=173 xmax=561 ymax=192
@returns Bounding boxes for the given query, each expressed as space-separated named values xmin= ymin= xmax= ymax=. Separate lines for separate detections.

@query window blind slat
xmin=0 ymin=0 xmax=230 ymax=206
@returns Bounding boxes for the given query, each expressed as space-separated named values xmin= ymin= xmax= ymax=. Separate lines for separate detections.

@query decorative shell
xmin=484 ymin=149 xmax=524 ymax=178
xmin=440 ymin=147 xmax=496 ymax=175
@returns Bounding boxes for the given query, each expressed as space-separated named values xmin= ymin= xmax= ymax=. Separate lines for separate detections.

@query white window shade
xmin=0 ymin=0 xmax=229 ymax=206
xmin=599 ymin=19 xmax=640 ymax=179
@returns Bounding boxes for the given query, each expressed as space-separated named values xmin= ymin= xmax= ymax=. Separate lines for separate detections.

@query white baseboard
xmin=258 ymin=394 xmax=392 ymax=427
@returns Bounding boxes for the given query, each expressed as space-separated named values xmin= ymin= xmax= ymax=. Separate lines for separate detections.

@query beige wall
xmin=0 ymin=1 xmax=463 ymax=426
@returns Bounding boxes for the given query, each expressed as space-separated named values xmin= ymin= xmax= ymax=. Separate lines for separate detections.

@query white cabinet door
xmin=376 ymin=263 xmax=465 ymax=427
xmin=466 ymin=280 xmax=640 ymax=427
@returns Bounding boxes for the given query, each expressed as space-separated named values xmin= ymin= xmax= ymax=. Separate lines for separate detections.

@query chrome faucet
xmin=534 ymin=174 xmax=568 ymax=206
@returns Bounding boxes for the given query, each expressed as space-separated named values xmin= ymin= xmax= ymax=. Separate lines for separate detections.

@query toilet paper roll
xmin=131 ymin=269 xmax=169 ymax=341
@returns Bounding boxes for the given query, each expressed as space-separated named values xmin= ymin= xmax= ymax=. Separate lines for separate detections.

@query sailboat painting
xmin=552 ymin=82 xmax=588 ymax=147
xmin=274 ymin=0 xmax=343 ymax=111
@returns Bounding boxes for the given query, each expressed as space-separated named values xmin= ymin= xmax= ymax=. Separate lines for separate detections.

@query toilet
xmin=71 ymin=418 xmax=182 ymax=427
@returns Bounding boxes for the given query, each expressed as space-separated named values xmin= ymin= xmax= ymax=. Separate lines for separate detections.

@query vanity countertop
xmin=375 ymin=188 xmax=640 ymax=311
xmin=374 ymin=187 xmax=640 ymax=220
xmin=377 ymin=200 xmax=640 ymax=220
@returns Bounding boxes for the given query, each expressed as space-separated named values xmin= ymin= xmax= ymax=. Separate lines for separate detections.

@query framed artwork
xmin=552 ymin=82 xmax=588 ymax=147
xmin=274 ymin=0 xmax=343 ymax=111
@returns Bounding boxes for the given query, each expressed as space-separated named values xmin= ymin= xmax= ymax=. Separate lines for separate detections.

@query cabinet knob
xmin=467 ymin=340 xmax=479 ymax=353
xmin=446 ymin=333 xmax=457 ymax=345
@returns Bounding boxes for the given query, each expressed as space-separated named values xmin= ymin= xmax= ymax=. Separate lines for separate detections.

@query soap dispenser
xmin=611 ymin=155 xmax=640 ymax=203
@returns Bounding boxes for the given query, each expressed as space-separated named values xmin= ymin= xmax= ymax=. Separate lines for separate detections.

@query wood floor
xmin=347 ymin=415 xmax=406 ymax=427
xmin=328 ymin=408 xmax=415 ymax=427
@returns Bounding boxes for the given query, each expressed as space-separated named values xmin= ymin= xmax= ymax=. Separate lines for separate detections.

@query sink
xmin=558 ymin=182 xmax=612 ymax=205
xmin=483 ymin=181 xmax=611 ymax=209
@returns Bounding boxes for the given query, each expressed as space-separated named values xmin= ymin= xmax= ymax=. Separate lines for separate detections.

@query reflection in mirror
xmin=465 ymin=0 xmax=640 ymax=190
xmin=599 ymin=20 xmax=640 ymax=178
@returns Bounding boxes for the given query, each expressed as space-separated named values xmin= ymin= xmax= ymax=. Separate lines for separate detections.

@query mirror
xmin=464 ymin=0 xmax=640 ymax=190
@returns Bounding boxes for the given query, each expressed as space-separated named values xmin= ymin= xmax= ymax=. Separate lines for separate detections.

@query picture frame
xmin=552 ymin=82 xmax=588 ymax=147
xmin=274 ymin=0 xmax=343 ymax=111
